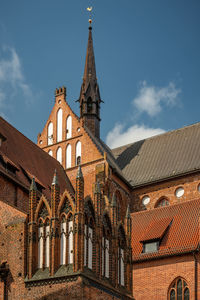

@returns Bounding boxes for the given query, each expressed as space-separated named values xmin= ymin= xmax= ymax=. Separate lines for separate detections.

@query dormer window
xmin=143 ymin=241 xmax=159 ymax=253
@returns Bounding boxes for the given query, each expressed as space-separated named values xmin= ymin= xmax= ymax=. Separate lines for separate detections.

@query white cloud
xmin=133 ymin=81 xmax=181 ymax=117
xmin=0 ymin=46 xmax=33 ymax=115
xmin=106 ymin=123 xmax=165 ymax=149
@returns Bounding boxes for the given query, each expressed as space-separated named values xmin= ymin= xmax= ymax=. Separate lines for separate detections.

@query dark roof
xmin=84 ymin=126 xmax=131 ymax=186
xmin=132 ymin=199 xmax=200 ymax=261
xmin=112 ymin=122 xmax=200 ymax=187
xmin=0 ymin=117 xmax=74 ymax=199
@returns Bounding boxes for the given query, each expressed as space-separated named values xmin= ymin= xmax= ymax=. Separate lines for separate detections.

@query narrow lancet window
xmin=47 ymin=122 xmax=53 ymax=145
xmin=66 ymin=115 xmax=72 ymax=139
xmin=66 ymin=144 xmax=72 ymax=169
xmin=38 ymin=224 xmax=44 ymax=268
xmin=57 ymin=108 xmax=63 ymax=142
xmin=76 ymin=141 xmax=81 ymax=165
xmin=56 ymin=147 xmax=62 ymax=164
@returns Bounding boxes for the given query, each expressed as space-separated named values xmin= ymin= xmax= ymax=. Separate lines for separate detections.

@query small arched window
xmin=66 ymin=115 xmax=72 ymax=139
xmin=76 ymin=141 xmax=81 ymax=165
xmin=56 ymin=147 xmax=62 ymax=164
xmin=57 ymin=108 xmax=63 ymax=142
xmin=169 ymin=277 xmax=190 ymax=300
xmin=47 ymin=122 xmax=53 ymax=145
xmin=87 ymin=97 xmax=92 ymax=113
xmin=66 ymin=144 xmax=72 ymax=169
xmin=155 ymin=198 xmax=169 ymax=208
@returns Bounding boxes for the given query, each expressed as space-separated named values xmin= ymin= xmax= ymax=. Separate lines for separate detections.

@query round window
xmin=175 ymin=187 xmax=184 ymax=198
xmin=77 ymin=127 xmax=81 ymax=132
xmin=142 ymin=195 xmax=150 ymax=206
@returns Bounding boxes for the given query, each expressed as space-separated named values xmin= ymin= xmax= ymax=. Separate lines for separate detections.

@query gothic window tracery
xmin=168 ymin=277 xmax=190 ymax=300
xmin=60 ymin=213 xmax=73 ymax=265
xmin=84 ymin=200 xmax=95 ymax=270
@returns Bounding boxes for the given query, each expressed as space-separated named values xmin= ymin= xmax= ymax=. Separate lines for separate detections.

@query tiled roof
xmin=132 ymin=199 xmax=200 ymax=261
xmin=0 ymin=117 xmax=74 ymax=200
xmin=112 ymin=122 xmax=200 ymax=187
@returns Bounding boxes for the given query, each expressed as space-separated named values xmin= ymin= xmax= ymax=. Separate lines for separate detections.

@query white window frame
xmin=56 ymin=147 xmax=62 ymax=164
xmin=57 ymin=108 xmax=63 ymax=142
xmin=47 ymin=122 xmax=53 ymax=145
xmin=66 ymin=144 xmax=72 ymax=169
xmin=66 ymin=115 xmax=72 ymax=139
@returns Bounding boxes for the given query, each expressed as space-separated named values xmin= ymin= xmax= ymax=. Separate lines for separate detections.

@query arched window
xmin=87 ymin=97 xmax=92 ymax=113
xmin=48 ymin=150 xmax=53 ymax=157
xmin=56 ymin=147 xmax=62 ymax=164
xmin=76 ymin=141 xmax=81 ymax=165
xmin=38 ymin=221 xmax=44 ymax=269
xmin=47 ymin=122 xmax=53 ymax=145
xmin=155 ymin=197 xmax=170 ymax=208
xmin=118 ymin=226 xmax=126 ymax=286
xmin=168 ymin=277 xmax=190 ymax=300
xmin=102 ymin=214 xmax=111 ymax=278
xmin=45 ymin=220 xmax=50 ymax=268
xmin=84 ymin=200 xmax=95 ymax=270
xmin=60 ymin=214 xmax=74 ymax=265
xmin=66 ymin=115 xmax=72 ymax=139
xmin=57 ymin=108 xmax=63 ymax=142
xmin=66 ymin=144 xmax=71 ymax=169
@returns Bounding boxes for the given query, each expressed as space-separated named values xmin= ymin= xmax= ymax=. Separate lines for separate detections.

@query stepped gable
xmin=132 ymin=198 xmax=200 ymax=261
xmin=0 ymin=117 xmax=74 ymax=199
xmin=112 ymin=122 xmax=200 ymax=187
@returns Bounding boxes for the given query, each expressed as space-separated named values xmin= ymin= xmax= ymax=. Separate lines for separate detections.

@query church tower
xmin=77 ymin=24 xmax=102 ymax=138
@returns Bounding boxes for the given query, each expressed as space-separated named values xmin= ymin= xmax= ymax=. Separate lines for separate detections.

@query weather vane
xmin=87 ymin=6 xmax=93 ymax=25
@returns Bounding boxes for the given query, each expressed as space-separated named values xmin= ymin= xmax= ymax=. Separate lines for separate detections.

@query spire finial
xmin=30 ymin=177 xmax=37 ymax=191
xmin=76 ymin=163 xmax=83 ymax=179
xmin=87 ymin=6 xmax=93 ymax=26
xmin=52 ymin=169 xmax=59 ymax=186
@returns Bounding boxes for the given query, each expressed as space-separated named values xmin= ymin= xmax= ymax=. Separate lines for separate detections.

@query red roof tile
xmin=140 ymin=217 xmax=172 ymax=242
xmin=0 ymin=117 xmax=74 ymax=201
xmin=132 ymin=199 xmax=200 ymax=261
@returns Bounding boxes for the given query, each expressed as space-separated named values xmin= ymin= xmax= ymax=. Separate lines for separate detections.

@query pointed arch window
xmin=56 ymin=147 xmax=62 ymax=164
xmin=47 ymin=122 xmax=53 ymax=145
xmin=102 ymin=215 xmax=111 ymax=278
xmin=38 ymin=221 xmax=44 ymax=269
xmin=169 ymin=278 xmax=190 ymax=300
xmin=45 ymin=220 xmax=50 ymax=268
xmin=84 ymin=200 xmax=95 ymax=270
xmin=57 ymin=108 xmax=63 ymax=142
xmin=60 ymin=213 xmax=73 ymax=265
xmin=76 ymin=141 xmax=81 ymax=166
xmin=66 ymin=115 xmax=72 ymax=139
xmin=66 ymin=144 xmax=71 ymax=169
xmin=118 ymin=226 xmax=126 ymax=286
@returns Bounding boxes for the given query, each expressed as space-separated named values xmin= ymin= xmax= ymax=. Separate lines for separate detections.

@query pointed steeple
xmin=83 ymin=26 xmax=97 ymax=84
xmin=78 ymin=25 xmax=102 ymax=139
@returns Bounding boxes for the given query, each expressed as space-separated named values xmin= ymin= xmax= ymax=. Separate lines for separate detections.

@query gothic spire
xmin=83 ymin=26 xmax=97 ymax=85
xmin=78 ymin=25 xmax=102 ymax=139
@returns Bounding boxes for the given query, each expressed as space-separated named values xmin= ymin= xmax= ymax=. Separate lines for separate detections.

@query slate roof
xmin=0 ymin=117 xmax=74 ymax=200
xmin=132 ymin=199 xmax=200 ymax=261
xmin=112 ymin=122 xmax=200 ymax=187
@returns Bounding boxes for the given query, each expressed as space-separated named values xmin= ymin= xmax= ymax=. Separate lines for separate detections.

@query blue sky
xmin=0 ymin=0 xmax=200 ymax=148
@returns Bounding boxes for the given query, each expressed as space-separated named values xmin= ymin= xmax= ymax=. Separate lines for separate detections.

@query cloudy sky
xmin=0 ymin=0 xmax=200 ymax=149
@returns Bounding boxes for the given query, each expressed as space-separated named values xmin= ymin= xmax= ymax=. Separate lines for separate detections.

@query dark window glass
xmin=170 ymin=289 xmax=175 ymax=300
xmin=177 ymin=279 xmax=182 ymax=300
xmin=184 ymin=288 xmax=189 ymax=300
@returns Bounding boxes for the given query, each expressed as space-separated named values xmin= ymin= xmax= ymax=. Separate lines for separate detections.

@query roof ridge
xmin=112 ymin=121 xmax=200 ymax=151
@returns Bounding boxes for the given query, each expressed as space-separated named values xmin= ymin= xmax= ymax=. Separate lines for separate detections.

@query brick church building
xmin=0 ymin=22 xmax=199 ymax=300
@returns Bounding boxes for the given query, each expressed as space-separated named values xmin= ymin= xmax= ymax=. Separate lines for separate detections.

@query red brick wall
xmin=133 ymin=254 xmax=196 ymax=300
xmin=132 ymin=173 xmax=200 ymax=211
